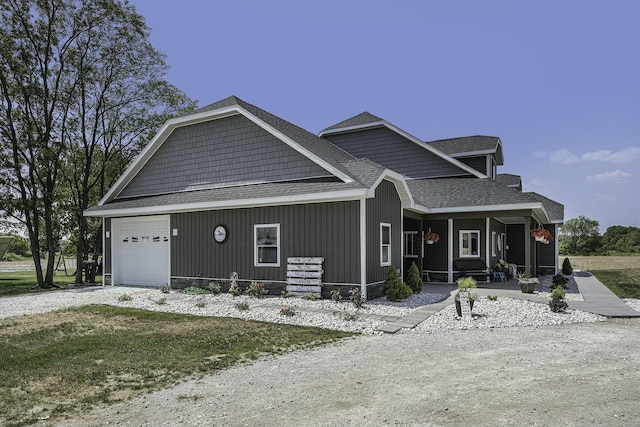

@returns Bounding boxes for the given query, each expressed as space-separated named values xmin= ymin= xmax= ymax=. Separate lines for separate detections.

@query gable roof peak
xmin=320 ymin=111 xmax=386 ymax=134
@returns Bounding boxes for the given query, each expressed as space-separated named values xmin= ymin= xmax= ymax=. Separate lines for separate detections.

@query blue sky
xmin=130 ymin=0 xmax=639 ymax=232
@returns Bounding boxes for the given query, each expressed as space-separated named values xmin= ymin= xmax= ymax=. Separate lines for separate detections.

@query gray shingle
xmin=320 ymin=112 xmax=385 ymax=133
xmin=426 ymin=135 xmax=500 ymax=155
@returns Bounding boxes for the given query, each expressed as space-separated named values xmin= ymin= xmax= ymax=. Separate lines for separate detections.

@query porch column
xmin=360 ymin=198 xmax=367 ymax=299
xmin=448 ymin=219 xmax=454 ymax=283
xmin=524 ymin=216 xmax=531 ymax=276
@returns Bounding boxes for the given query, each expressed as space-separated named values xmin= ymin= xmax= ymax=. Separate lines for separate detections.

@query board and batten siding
xmin=119 ymin=114 xmax=331 ymax=199
xmin=104 ymin=218 xmax=112 ymax=280
xmin=538 ymin=225 xmax=557 ymax=273
xmin=488 ymin=218 xmax=506 ymax=268
xmin=459 ymin=156 xmax=488 ymax=175
xmin=453 ymin=218 xmax=486 ymax=260
xmin=170 ymin=201 xmax=361 ymax=285
xmin=422 ymin=219 xmax=448 ymax=273
xmin=366 ymin=180 xmax=402 ymax=286
xmin=324 ymin=127 xmax=470 ymax=179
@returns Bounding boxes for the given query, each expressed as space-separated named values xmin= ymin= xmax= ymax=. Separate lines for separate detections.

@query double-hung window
xmin=460 ymin=230 xmax=480 ymax=257
xmin=380 ymin=223 xmax=391 ymax=266
xmin=254 ymin=224 xmax=280 ymax=267
xmin=404 ymin=231 xmax=419 ymax=258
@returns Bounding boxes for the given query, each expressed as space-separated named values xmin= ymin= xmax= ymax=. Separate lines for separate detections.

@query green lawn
xmin=0 ymin=271 xmax=91 ymax=298
xmin=591 ymin=269 xmax=640 ymax=299
xmin=0 ymin=305 xmax=353 ymax=427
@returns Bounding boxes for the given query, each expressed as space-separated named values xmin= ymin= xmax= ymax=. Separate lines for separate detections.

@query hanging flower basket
xmin=424 ymin=231 xmax=440 ymax=244
xmin=530 ymin=228 xmax=553 ymax=244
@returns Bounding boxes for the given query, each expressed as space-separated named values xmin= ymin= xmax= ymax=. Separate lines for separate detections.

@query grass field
xmin=0 ymin=305 xmax=352 ymax=427
xmin=563 ymin=256 xmax=640 ymax=299
xmin=0 ymin=271 xmax=84 ymax=298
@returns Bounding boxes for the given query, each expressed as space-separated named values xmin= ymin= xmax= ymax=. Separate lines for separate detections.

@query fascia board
xmin=98 ymin=107 xmax=241 ymax=205
xmin=100 ymin=104 xmax=354 ymax=205
xmin=429 ymin=202 xmax=551 ymax=222
xmin=318 ymin=121 xmax=387 ymax=137
xmin=235 ymin=106 xmax=354 ymax=184
xmin=367 ymin=170 xmax=415 ymax=207
xmin=449 ymin=149 xmax=495 ymax=157
xmin=85 ymin=188 xmax=370 ymax=218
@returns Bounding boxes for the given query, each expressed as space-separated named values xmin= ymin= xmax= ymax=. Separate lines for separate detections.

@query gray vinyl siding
xmin=119 ymin=114 xmax=331 ymax=199
xmin=170 ymin=201 xmax=361 ymax=285
xmin=538 ymin=225 xmax=557 ymax=273
xmin=366 ymin=180 xmax=402 ymax=284
xmin=324 ymin=127 xmax=470 ymax=179
xmin=506 ymin=224 xmax=525 ymax=268
xmin=459 ymin=156 xmax=488 ymax=175
xmin=422 ymin=219 xmax=448 ymax=273
xmin=488 ymin=218 xmax=506 ymax=268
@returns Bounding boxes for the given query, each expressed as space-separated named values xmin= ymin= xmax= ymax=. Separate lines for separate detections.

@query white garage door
xmin=116 ymin=216 xmax=169 ymax=286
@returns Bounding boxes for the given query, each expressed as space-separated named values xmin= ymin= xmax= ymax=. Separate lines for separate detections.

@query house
xmin=85 ymin=96 xmax=563 ymax=298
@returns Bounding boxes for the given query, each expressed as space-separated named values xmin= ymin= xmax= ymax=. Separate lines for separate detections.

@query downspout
xmin=524 ymin=216 xmax=531 ymax=276
xmin=448 ymin=219 xmax=454 ymax=283
xmin=485 ymin=218 xmax=490 ymax=270
xmin=360 ymin=198 xmax=367 ymax=299
xmin=555 ymin=224 xmax=560 ymax=274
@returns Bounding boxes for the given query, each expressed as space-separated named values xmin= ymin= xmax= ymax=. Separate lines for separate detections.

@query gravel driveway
xmin=51 ymin=318 xmax=640 ymax=427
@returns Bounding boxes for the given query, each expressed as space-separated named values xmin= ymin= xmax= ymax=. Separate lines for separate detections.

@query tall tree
xmin=0 ymin=0 xmax=195 ymax=287
xmin=560 ymin=216 xmax=601 ymax=255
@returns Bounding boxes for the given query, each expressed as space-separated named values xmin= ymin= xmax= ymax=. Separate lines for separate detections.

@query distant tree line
xmin=560 ymin=216 xmax=640 ymax=255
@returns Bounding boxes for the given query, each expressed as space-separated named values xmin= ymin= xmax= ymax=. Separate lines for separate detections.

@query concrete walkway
xmin=379 ymin=273 xmax=640 ymax=333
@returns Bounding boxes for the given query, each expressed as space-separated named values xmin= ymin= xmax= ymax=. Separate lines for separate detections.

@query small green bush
xmin=183 ymin=286 xmax=210 ymax=295
xmin=195 ymin=296 xmax=207 ymax=308
xmin=155 ymin=297 xmax=167 ymax=305
xmin=551 ymin=274 xmax=569 ymax=289
xmin=118 ymin=294 xmax=132 ymax=302
xmin=384 ymin=266 xmax=413 ymax=301
xmin=549 ymin=297 xmax=568 ymax=312
xmin=562 ymin=258 xmax=573 ymax=275
xmin=487 ymin=295 xmax=498 ymax=301
xmin=303 ymin=294 xmax=319 ymax=301
xmin=208 ymin=282 xmax=221 ymax=294
xmin=245 ymin=281 xmax=267 ymax=298
xmin=280 ymin=290 xmax=292 ymax=298
xmin=330 ymin=289 xmax=342 ymax=302
xmin=551 ymin=286 xmax=566 ymax=299
xmin=406 ymin=262 xmax=422 ymax=293
xmin=349 ymin=287 xmax=365 ymax=309
xmin=235 ymin=301 xmax=250 ymax=311
xmin=159 ymin=283 xmax=171 ymax=294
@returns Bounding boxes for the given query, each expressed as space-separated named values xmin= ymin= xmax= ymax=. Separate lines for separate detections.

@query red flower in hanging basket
xmin=424 ymin=231 xmax=440 ymax=244
xmin=530 ymin=228 xmax=553 ymax=242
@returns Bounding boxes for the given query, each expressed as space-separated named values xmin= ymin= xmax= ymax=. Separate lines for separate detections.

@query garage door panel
xmin=117 ymin=217 xmax=169 ymax=286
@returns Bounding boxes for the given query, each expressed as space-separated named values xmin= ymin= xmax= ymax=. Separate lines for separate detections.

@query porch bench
xmin=453 ymin=259 xmax=491 ymax=282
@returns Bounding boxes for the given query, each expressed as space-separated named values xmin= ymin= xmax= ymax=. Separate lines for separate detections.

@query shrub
xmin=118 ymin=294 xmax=132 ymax=302
xmin=487 ymin=295 xmax=498 ymax=301
xmin=195 ymin=295 xmax=207 ymax=308
xmin=349 ymin=288 xmax=365 ymax=309
xmin=183 ymin=286 xmax=209 ymax=295
xmin=562 ymin=258 xmax=573 ymax=275
xmin=159 ymin=283 xmax=171 ymax=294
xmin=228 ymin=282 xmax=241 ymax=297
xmin=280 ymin=290 xmax=292 ymax=298
xmin=208 ymin=282 xmax=221 ymax=294
xmin=455 ymin=276 xmax=477 ymax=301
xmin=384 ymin=266 xmax=413 ymax=301
xmin=406 ymin=262 xmax=422 ymax=293
xmin=330 ymin=289 xmax=342 ymax=302
xmin=245 ymin=281 xmax=267 ymax=298
xmin=551 ymin=274 xmax=569 ymax=289
xmin=155 ymin=297 xmax=167 ymax=305
xmin=549 ymin=286 xmax=568 ymax=313
xmin=235 ymin=301 xmax=250 ymax=311
xmin=303 ymin=294 xmax=319 ymax=301
xmin=279 ymin=307 xmax=296 ymax=317
xmin=343 ymin=312 xmax=358 ymax=321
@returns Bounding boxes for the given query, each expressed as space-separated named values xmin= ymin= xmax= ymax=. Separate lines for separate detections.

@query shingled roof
xmin=319 ymin=112 xmax=385 ymax=133
xmin=427 ymin=135 xmax=504 ymax=165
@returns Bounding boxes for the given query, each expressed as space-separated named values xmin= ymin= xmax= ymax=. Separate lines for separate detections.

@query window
xmin=254 ymin=224 xmax=280 ymax=267
xmin=380 ymin=223 xmax=391 ymax=266
xmin=404 ymin=231 xmax=419 ymax=258
xmin=460 ymin=230 xmax=480 ymax=257
xmin=492 ymin=231 xmax=497 ymax=257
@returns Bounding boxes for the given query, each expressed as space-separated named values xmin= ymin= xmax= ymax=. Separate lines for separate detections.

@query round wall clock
xmin=213 ymin=224 xmax=228 ymax=243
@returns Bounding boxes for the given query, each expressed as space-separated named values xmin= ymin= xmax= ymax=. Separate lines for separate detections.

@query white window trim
xmin=380 ymin=223 xmax=392 ymax=266
xmin=254 ymin=223 xmax=280 ymax=267
xmin=491 ymin=231 xmax=497 ymax=257
xmin=404 ymin=231 xmax=419 ymax=258
xmin=459 ymin=229 xmax=481 ymax=258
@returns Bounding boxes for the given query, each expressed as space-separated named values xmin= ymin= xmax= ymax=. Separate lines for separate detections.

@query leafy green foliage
xmin=559 ymin=216 xmax=601 ymax=255
xmin=330 ymin=288 xmax=342 ymax=302
xmin=384 ymin=266 xmax=413 ymax=301
xmin=601 ymin=226 xmax=640 ymax=254
xmin=245 ymin=281 xmax=267 ymax=297
xmin=562 ymin=258 xmax=573 ymax=275
xmin=552 ymin=274 xmax=569 ymax=289
xmin=406 ymin=262 xmax=422 ymax=293
xmin=348 ymin=288 xmax=365 ymax=308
